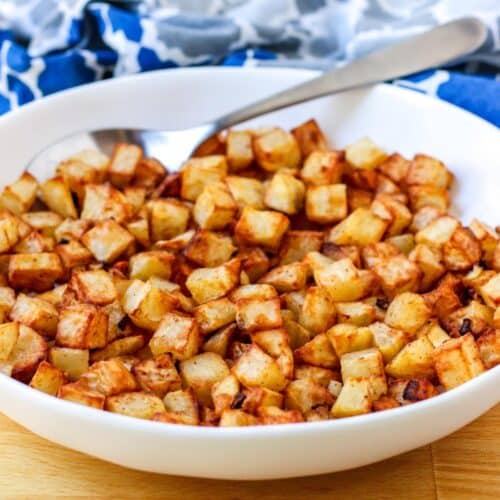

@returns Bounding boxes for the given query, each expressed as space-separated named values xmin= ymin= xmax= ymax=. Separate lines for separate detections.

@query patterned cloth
xmin=0 ymin=1 xmax=499 ymax=125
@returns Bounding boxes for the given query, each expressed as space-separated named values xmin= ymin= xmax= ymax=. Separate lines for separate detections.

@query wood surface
xmin=0 ymin=404 xmax=498 ymax=499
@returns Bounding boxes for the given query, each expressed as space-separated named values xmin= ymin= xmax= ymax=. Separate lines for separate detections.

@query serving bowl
xmin=0 ymin=67 xmax=498 ymax=480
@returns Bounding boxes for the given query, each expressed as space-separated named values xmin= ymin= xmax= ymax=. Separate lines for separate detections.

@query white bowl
xmin=0 ymin=68 xmax=499 ymax=480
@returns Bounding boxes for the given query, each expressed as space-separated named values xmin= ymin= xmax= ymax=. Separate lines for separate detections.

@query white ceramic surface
xmin=0 ymin=68 xmax=499 ymax=480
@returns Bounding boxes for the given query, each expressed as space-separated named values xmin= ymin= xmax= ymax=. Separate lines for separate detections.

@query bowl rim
xmin=0 ymin=66 xmax=498 ymax=439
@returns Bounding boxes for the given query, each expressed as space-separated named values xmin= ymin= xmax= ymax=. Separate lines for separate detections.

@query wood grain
xmin=0 ymin=405 xmax=497 ymax=499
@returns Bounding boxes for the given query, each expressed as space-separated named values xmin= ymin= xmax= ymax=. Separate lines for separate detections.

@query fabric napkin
xmin=0 ymin=0 xmax=499 ymax=126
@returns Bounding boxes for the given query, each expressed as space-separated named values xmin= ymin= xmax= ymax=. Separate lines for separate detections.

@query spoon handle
xmin=212 ymin=17 xmax=487 ymax=131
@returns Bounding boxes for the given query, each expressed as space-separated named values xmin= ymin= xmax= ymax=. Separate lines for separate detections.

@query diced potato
xmin=0 ymin=172 xmax=38 ymax=214
xmin=219 ymin=409 xmax=257 ymax=427
xmin=373 ymin=255 xmax=422 ymax=298
xmin=184 ymin=230 xmax=235 ymax=268
xmin=58 ymin=381 xmax=105 ymax=409
xmin=81 ymin=183 xmax=132 ymax=223
xmin=129 ymin=251 xmax=174 ymax=281
xmin=327 ymin=323 xmax=373 ymax=357
xmin=109 ymin=143 xmax=143 ymax=187
xmin=122 ymin=279 xmax=178 ymax=330
xmin=202 ymin=323 xmax=236 ymax=358
xmin=385 ymin=336 xmax=435 ymax=378
xmin=8 ymin=325 xmax=47 ymax=382
xmin=328 ymin=208 xmax=388 ymax=246
xmin=235 ymin=296 xmax=282 ymax=333
xmin=193 ymin=181 xmax=237 ymax=230
xmin=371 ymin=194 xmax=412 ymax=237
xmin=226 ymin=130 xmax=254 ymax=171
xmin=335 ymin=301 xmax=375 ymax=327
xmin=90 ymin=335 xmax=144 ymax=362
xmin=29 ymin=361 xmax=66 ymax=396
xmin=56 ymin=303 xmax=107 ymax=349
xmin=0 ymin=322 xmax=19 ymax=360
xmin=257 ymin=405 xmax=304 ymax=424
xmin=434 ymin=334 xmax=485 ymax=390
xmin=149 ymin=312 xmax=200 ymax=360
xmin=278 ymin=230 xmax=323 ymax=265
xmin=81 ymin=358 xmax=137 ymax=396
xmin=56 ymin=240 xmax=93 ymax=270
xmin=126 ymin=217 xmax=150 ymax=248
xmin=123 ymin=186 xmax=146 ymax=216
xmin=345 ymin=137 xmax=387 ymax=170
xmin=82 ymin=220 xmax=134 ymax=263
xmin=297 ymin=286 xmax=336 ymax=335
xmin=133 ymin=353 xmax=181 ymax=397
xmin=253 ymin=128 xmax=301 ymax=172
xmin=133 ymin=157 xmax=166 ymax=189
xmin=210 ymin=374 xmax=240 ymax=415
xmin=385 ymin=292 xmax=431 ymax=334
xmin=39 ymin=177 xmax=77 ymax=218
xmin=442 ymin=227 xmax=481 ymax=271
xmin=242 ymin=386 xmax=284 ymax=413
xmin=409 ymin=244 xmax=445 ymax=291
xmin=477 ymin=329 xmax=500 ymax=368
xmin=331 ymin=377 xmax=372 ymax=417
xmin=285 ymin=378 xmax=333 ymax=413
xmin=8 ymin=252 xmax=63 ymax=292
xmin=14 ymin=231 xmax=55 ymax=254
xmin=54 ymin=218 xmax=91 ymax=243
xmin=264 ymin=172 xmax=305 ymax=215
xmin=362 ymin=242 xmax=399 ymax=268
xmin=469 ymin=219 xmax=498 ymax=265
xmin=0 ymin=213 xmax=22 ymax=253
xmin=232 ymin=344 xmax=287 ymax=391
xmin=479 ymin=273 xmax=500 ymax=308
xmin=259 ymin=262 xmax=307 ymax=293
xmin=386 ymin=234 xmax=415 ymax=256
xmin=405 ymin=154 xmax=452 ymax=189
xmin=294 ymin=365 xmax=338 ymax=387
xmin=306 ymin=184 xmax=347 ymax=223
xmin=0 ymin=286 xmax=15 ymax=323
xmin=48 ymin=347 xmax=89 ymax=381
xmin=368 ymin=322 xmax=408 ymax=362
xmin=291 ymin=119 xmax=328 ymax=157
xmin=161 ymin=388 xmax=199 ymax=425
xmin=238 ymin=247 xmax=270 ymax=283
xmin=194 ymin=298 xmax=236 ymax=335
xmin=408 ymin=185 xmax=449 ymax=211
xmin=378 ymin=153 xmax=410 ymax=183
xmin=180 ymin=155 xmax=227 ymax=201
xmin=225 ymin=176 xmax=265 ymax=211
xmin=148 ymin=199 xmax=190 ymax=242
xmin=419 ymin=320 xmax=451 ymax=348
xmin=388 ymin=378 xmax=438 ymax=405
xmin=294 ymin=333 xmax=338 ymax=368
xmin=300 ymin=151 xmax=344 ymax=186
xmin=340 ymin=348 xmax=387 ymax=399
xmin=9 ymin=294 xmax=58 ymax=337
xmin=68 ymin=269 xmax=117 ymax=306
xmin=252 ymin=328 xmax=293 ymax=379
xmin=106 ymin=391 xmax=165 ymax=420
xmin=235 ymin=207 xmax=290 ymax=251
xmin=441 ymin=300 xmax=493 ymax=338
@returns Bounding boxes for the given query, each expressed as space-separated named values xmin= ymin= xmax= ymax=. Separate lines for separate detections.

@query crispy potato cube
xmin=335 ymin=301 xmax=375 ymax=327
xmin=133 ymin=157 xmax=166 ymax=189
xmin=184 ymin=230 xmax=235 ymax=268
xmin=371 ymin=194 xmax=412 ymax=237
xmin=90 ymin=335 xmax=145 ymax=362
xmin=331 ymin=377 xmax=372 ymax=418
xmin=328 ymin=208 xmax=388 ymax=246
xmin=0 ymin=213 xmax=21 ymax=252
xmin=252 ymin=328 xmax=293 ymax=379
xmin=235 ymin=207 xmax=290 ymax=251
xmin=345 ymin=137 xmax=387 ymax=170
xmin=408 ymin=185 xmax=449 ymax=211
xmin=56 ymin=304 xmax=107 ymax=349
xmin=294 ymin=365 xmax=338 ymax=387
xmin=434 ymin=334 xmax=485 ymax=390
xmin=409 ymin=244 xmax=445 ymax=291
xmin=340 ymin=348 xmax=387 ymax=399
xmin=193 ymin=181 xmax=237 ymax=230
xmin=108 ymin=143 xmax=143 ymax=187
xmin=180 ymin=155 xmax=227 ymax=201
xmin=0 ymin=172 xmax=38 ymax=214
xmin=405 ymin=154 xmax=452 ymax=189
xmin=8 ymin=252 xmax=63 ymax=292
xmin=106 ymin=391 xmax=165 ymax=419
xmin=305 ymin=184 xmax=347 ymax=224
xmin=442 ymin=227 xmax=481 ymax=271
xmin=129 ymin=251 xmax=174 ymax=281
xmin=29 ymin=361 xmax=66 ymax=396
xmin=48 ymin=347 xmax=89 ymax=381
xmin=368 ymin=322 xmax=408 ymax=362
xmin=291 ymin=119 xmax=328 ymax=157
xmin=0 ymin=286 xmax=15 ymax=322
xmin=81 ymin=184 xmax=132 ymax=223
xmin=235 ymin=296 xmax=281 ymax=333
xmin=126 ymin=217 xmax=150 ymax=248
xmin=285 ymin=378 xmax=333 ymax=414
xmin=361 ymin=242 xmax=399 ymax=268
xmin=149 ymin=312 xmax=200 ymax=360
xmin=253 ymin=128 xmax=301 ymax=172
xmin=469 ymin=219 xmax=498 ymax=265
xmin=133 ymin=353 xmax=181 ymax=397
xmin=373 ymin=255 xmax=421 ymax=298
xmin=300 ymin=151 xmax=343 ymax=186
xmin=54 ymin=218 xmax=91 ymax=243
xmin=298 ymin=286 xmax=336 ymax=335
xmin=385 ymin=336 xmax=435 ymax=378
xmin=56 ymin=240 xmax=93 ymax=270
xmin=9 ymin=294 xmax=58 ymax=337
xmin=122 ymin=279 xmax=178 ymax=330
xmin=219 ymin=409 xmax=257 ymax=427
xmin=238 ymin=247 xmax=270 ymax=282
xmin=410 ymin=206 xmax=444 ymax=234
xmin=225 ymin=176 xmax=265 ymax=211
xmin=14 ymin=231 xmax=55 ymax=254
xmin=313 ymin=258 xmax=372 ymax=302
xmin=419 ymin=320 xmax=451 ymax=348
xmin=0 ymin=322 xmax=19 ymax=360
xmin=58 ymin=381 xmax=105 ymax=409
xmin=264 ymin=173 xmax=305 ymax=215
xmin=161 ymin=388 xmax=200 ymax=425
xmin=82 ymin=359 xmax=136 ymax=397
xmin=477 ymin=329 xmax=500 ymax=368
xmin=8 ymin=325 xmax=47 ymax=382
xmin=241 ymin=386 xmax=284 ymax=413
xmin=202 ymin=323 xmax=236 ymax=358
xmin=186 ymin=258 xmax=240 ymax=304
xmin=180 ymin=352 xmax=230 ymax=407
xmin=259 ymin=262 xmax=307 ymax=293
xmin=294 ymin=332 xmax=338 ymax=368
xmin=442 ymin=300 xmax=493 ymax=338
xmin=123 ymin=186 xmax=146 ymax=215
xmin=415 ymin=216 xmax=459 ymax=248
xmin=212 ymin=374 xmax=241 ymax=414
xmin=232 ymin=344 xmax=287 ymax=391
xmin=278 ymin=230 xmax=323 ymax=265
xmin=148 ymin=199 xmax=190 ymax=242
xmin=194 ymin=298 xmax=236 ymax=336
xmin=68 ymin=270 xmax=117 ymax=306
xmin=388 ymin=378 xmax=438 ymax=405
xmin=385 ymin=292 xmax=431 ymax=334
xmin=39 ymin=176 xmax=77 ymax=218
xmin=257 ymin=405 xmax=304 ymax=424
xmin=82 ymin=220 xmax=134 ymax=263
xmin=226 ymin=130 xmax=254 ymax=171
xmin=378 ymin=153 xmax=410 ymax=183
xmin=478 ymin=273 xmax=500 ymax=308
xmin=327 ymin=323 xmax=373 ymax=357
xmin=386 ymin=234 xmax=415 ymax=256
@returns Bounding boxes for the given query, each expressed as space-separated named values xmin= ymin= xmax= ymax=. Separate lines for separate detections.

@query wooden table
xmin=0 ymin=405 xmax=498 ymax=499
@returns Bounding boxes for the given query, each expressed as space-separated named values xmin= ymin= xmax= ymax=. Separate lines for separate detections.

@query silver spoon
xmin=28 ymin=17 xmax=487 ymax=176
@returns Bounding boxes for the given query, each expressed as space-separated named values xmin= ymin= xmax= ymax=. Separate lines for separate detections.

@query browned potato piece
xmin=335 ymin=301 xmax=376 ymax=327
xmin=408 ymin=185 xmax=449 ymax=211
xmin=278 ymin=230 xmax=323 ymax=265
xmin=388 ymin=378 xmax=437 ymax=405
xmin=409 ymin=244 xmax=445 ymax=291
xmin=291 ymin=119 xmax=328 ymax=157
xmin=405 ymin=154 xmax=452 ymax=189
xmin=298 ymin=286 xmax=336 ymax=335
xmin=331 ymin=377 xmax=372 ymax=418
xmin=477 ymin=329 xmax=500 ymax=368
xmin=82 ymin=220 xmax=134 ymax=263
xmin=371 ymin=194 xmax=412 ymax=237
xmin=264 ymin=173 xmax=305 ymax=215
xmin=257 ymin=405 xmax=304 ymax=424
xmin=106 ymin=391 xmax=165 ymax=420
xmin=126 ymin=217 xmax=150 ymax=248
xmin=0 ymin=212 xmax=22 ymax=253
xmin=226 ymin=130 xmax=254 ymax=171
xmin=68 ymin=270 xmax=117 ymax=306
xmin=180 ymin=155 xmax=228 ymax=201
xmin=8 ymin=252 xmax=63 ymax=292
xmin=39 ymin=176 xmax=78 ymax=219
xmin=109 ymin=143 xmax=143 ymax=188
xmin=8 ymin=325 xmax=47 ymax=382
xmin=259 ymin=262 xmax=308 ymax=292
xmin=285 ymin=377 xmax=333 ymax=414
xmin=133 ymin=157 xmax=166 ymax=189
xmin=306 ymin=184 xmax=347 ymax=224
xmin=219 ymin=409 xmax=257 ymax=427
xmin=300 ymin=151 xmax=343 ymax=186
xmin=378 ymin=153 xmax=410 ymax=183
xmin=194 ymin=298 xmax=236 ymax=336
xmin=49 ymin=347 xmax=89 ymax=381
xmin=161 ymin=388 xmax=200 ymax=425
xmin=238 ymin=247 xmax=270 ymax=282
xmin=368 ymin=322 xmax=408 ymax=362
xmin=385 ymin=336 xmax=435 ymax=378
xmin=202 ymin=323 xmax=236 ymax=358
xmin=133 ymin=354 xmax=181 ymax=397
xmin=235 ymin=296 xmax=282 ymax=333
xmin=345 ymin=137 xmax=387 ymax=170
xmin=58 ymin=381 xmax=105 ymax=409
xmin=184 ymin=230 xmax=235 ymax=268
xmin=0 ymin=322 xmax=19 ymax=360
xmin=328 ymin=208 xmax=387 ymax=246
xmin=442 ymin=227 xmax=481 ymax=271
xmin=148 ymin=198 xmax=190 ymax=242
xmin=372 ymin=255 xmax=422 ymax=299
xmin=90 ymin=335 xmax=144 ymax=362
xmin=193 ymin=181 xmax=237 ymax=230
xmin=129 ymin=251 xmax=174 ymax=281
xmin=0 ymin=172 xmax=38 ymax=215
xmin=385 ymin=292 xmax=431 ymax=334
xmin=56 ymin=240 xmax=93 ymax=270
xmin=253 ymin=128 xmax=301 ymax=172
xmin=9 ymin=294 xmax=58 ymax=337
xmin=327 ymin=323 xmax=373 ymax=357
xmin=29 ymin=361 xmax=66 ymax=396
xmin=211 ymin=374 xmax=240 ymax=415
xmin=81 ymin=183 xmax=132 ymax=223
xmin=294 ymin=333 xmax=338 ymax=369
xmin=441 ymin=300 xmax=492 ymax=338
xmin=225 ymin=176 xmax=265 ymax=211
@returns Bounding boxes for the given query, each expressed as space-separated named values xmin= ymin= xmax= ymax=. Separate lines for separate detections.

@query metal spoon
xmin=28 ymin=17 xmax=487 ymax=175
